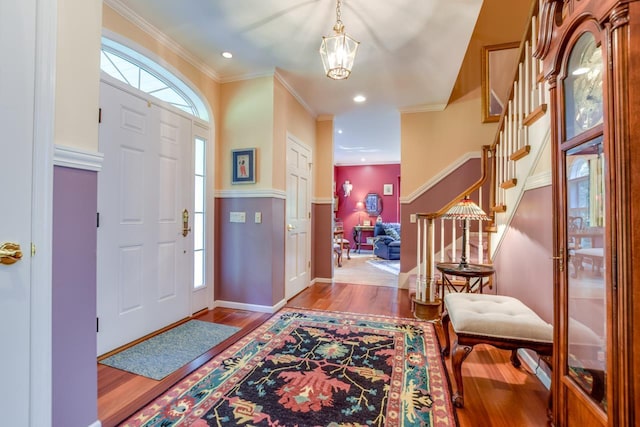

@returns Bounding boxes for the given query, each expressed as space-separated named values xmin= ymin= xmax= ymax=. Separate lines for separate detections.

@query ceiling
xmin=107 ymin=0 xmax=483 ymax=165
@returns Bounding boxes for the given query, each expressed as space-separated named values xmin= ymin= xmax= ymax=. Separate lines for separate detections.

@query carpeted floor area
xmin=366 ymin=258 xmax=400 ymax=275
xmin=333 ymin=250 xmax=399 ymax=287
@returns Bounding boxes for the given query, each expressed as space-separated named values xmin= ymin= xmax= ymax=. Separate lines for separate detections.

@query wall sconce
xmin=342 ymin=180 xmax=353 ymax=197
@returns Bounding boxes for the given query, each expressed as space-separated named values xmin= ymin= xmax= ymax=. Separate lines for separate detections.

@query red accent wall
xmin=335 ymin=164 xmax=401 ymax=247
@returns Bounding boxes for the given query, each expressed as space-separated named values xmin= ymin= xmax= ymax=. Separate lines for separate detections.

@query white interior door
xmin=97 ymin=81 xmax=192 ymax=355
xmin=0 ymin=0 xmax=36 ymax=422
xmin=285 ymin=136 xmax=312 ymax=299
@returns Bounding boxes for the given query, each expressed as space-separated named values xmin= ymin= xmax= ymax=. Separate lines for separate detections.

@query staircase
xmin=413 ymin=0 xmax=550 ymax=308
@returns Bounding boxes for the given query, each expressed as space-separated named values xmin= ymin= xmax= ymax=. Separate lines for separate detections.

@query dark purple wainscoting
xmin=312 ymin=203 xmax=334 ymax=280
xmin=215 ymin=197 xmax=285 ymax=307
xmin=493 ymin=185 xmax=553 ymax=323
xmin=52 ymin=166 xmax=98 ymax=427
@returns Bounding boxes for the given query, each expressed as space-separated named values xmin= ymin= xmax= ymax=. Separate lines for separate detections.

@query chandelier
xmin=319 ymin=0 xmax=360 ymax=80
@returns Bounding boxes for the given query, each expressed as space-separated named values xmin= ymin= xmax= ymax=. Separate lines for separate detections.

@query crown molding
xmin=54 ymin=145 xmax=104 ymax=172
xmin=400 ymin=151 xmax=480 ymax=204
xmin=399 ymin=103 xmax=448 ymax=114
xmin=335 ymin=160 xmax=401 ymax=167
xmin=104 ymin=0 xmax=220 ymax=83
xmin=220 ymin=69 xmax=275 ymax=84
xmin=274 ymin=70 xmax=316 ymax=117
xmin=215 ymin=189 xmax=287 ymax=199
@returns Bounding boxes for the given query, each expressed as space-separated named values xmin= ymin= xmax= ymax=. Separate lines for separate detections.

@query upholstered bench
xmin=440 ymin=293 xmax=553 ymax=408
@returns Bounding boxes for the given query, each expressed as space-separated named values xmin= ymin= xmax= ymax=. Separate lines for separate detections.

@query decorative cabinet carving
xmin=536 ymin=1 xmax=639 ymax=426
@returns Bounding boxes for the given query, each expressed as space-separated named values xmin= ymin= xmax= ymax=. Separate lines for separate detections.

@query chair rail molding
xmin=401 ymin=151 xmax=481 ymax=204
xmin=53 ymin=145 xmax=104 ymax=172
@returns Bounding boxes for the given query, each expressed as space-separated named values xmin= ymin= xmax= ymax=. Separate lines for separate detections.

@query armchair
xmin=373 ymin=222 xmax=401 ymax=260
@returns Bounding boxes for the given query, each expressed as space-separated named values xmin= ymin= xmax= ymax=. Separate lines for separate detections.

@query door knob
xmin=0 ymin=242 xmax=23 ymax=265
xmin=287 ymin=224 xmax=296 ymax=231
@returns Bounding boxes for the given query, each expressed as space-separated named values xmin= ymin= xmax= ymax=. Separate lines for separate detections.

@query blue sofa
xmin=373 ymin=222 xmax=401 ymax=260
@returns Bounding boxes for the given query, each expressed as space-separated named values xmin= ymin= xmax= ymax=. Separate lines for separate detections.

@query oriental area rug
xmin=121 ymin=308 xmax=458 ymax=427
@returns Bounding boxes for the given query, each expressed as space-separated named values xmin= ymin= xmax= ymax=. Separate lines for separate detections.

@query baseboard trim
xmin=398 ymin=272 xmax=411 ymax=289
xmin=518 ymin=349 xmax=551 ymax=390
xmin=214 ymin=299 xmax=286 ymax=313
xmin=313 ymin=277 xmax=333 ymax=284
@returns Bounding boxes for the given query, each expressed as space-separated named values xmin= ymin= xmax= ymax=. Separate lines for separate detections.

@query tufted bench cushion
xmin=440 ymin=293 xmax=553 ymax=409
xmin=445 ymin=293 xmax=553 ymax=343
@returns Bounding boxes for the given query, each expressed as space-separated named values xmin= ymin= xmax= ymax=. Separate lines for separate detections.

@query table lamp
xmin=441 ymin=196 xmax=491 ymax=268
xmin=354 ymin=201 xmax=365 ymax=225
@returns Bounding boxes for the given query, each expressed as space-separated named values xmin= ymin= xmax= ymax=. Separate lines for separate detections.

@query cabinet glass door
xmin=565 ymin=137 xmax=606 ymax=412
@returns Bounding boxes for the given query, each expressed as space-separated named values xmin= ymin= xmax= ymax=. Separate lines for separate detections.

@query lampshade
xmin=441 ymin=197 xmax=491 ymax=221
xmin=442 ymin=196 xmax=490 ymax=268
xmin=319 ymin=0 xmax=359 ymax=80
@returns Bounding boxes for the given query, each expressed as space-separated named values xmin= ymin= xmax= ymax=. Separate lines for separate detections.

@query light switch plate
xmin=230 ymin=212 xmax=246 ymax=223
xmin=255 ymin=212 xmax=262 ymax=223
xmin=410 ymin=214 xmax=417 ymax=223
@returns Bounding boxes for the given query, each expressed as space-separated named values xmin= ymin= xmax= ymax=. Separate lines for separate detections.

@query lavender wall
xmin=493 ymin=186 xmax=554 ymax=323
xmin=335 ymin=164 xmax=401 ymax=247
xmin=401 ymin=158 xmax=486 ymax=272
xmin=215 ymin=197 xmax=285 ymax=306
xmin=52 ymin=166 xmax=97 ymax=427
xmin=312 ymin=203 xmax=334 ymax=280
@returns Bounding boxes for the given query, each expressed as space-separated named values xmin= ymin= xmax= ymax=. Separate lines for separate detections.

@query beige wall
xmin=400 ymin=0 xmax=531 ymax=198
xmin=55 ymin=0 xmax=103 ymax=151
xmin=314 ymin=118 xmax=334 ymax=199
xmin=401 ymin=88 xmax=497 ymax=194
xmin=274 ymin=78 xmax=317 ymax=191
xmin=219 ymin=77 xmax=274 ymax=189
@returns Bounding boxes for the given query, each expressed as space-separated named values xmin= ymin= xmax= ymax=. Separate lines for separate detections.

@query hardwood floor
xmin=98 ymin=282 xmax=551 ymax=426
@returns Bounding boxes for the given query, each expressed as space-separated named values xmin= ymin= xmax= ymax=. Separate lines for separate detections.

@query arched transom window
xmin=100 ymin=37 xmax=209 ymax=122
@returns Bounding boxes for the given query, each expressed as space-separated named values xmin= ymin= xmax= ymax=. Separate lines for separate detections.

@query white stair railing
xmin=413 ymin=1 xmax=551 ymax=312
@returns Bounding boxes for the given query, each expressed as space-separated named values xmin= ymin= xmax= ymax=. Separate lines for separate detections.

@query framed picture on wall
xmin=383 ymin=184 xmax=393 ymax=195
xmin=232 ymin=148 xmax=256 ymax=184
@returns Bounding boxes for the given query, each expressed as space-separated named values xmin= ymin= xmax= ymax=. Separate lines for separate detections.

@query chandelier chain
xmin=336 ymin=0 xmax=342 ymax=25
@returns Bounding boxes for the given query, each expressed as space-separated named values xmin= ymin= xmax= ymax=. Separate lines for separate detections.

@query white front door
xmin=97 ymin=81 xmax=192 ymax=355
xmin=0 ymin=0 xmax=36 ymax=422
xmin=285 ymin=136 xmax=312 ymax=299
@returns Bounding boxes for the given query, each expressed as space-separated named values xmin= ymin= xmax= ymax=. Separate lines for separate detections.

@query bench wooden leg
xmin=510 ymin=349 xmax=521 ymax=368
xmin=451 ymin=339 xmax=473 ymax=408
xmin=440 ymin=310 xmax=451 ymax=357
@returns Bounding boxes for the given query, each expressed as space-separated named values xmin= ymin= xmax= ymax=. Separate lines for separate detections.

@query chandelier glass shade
xmin=319 ymin=0 xmax=359 ymax=80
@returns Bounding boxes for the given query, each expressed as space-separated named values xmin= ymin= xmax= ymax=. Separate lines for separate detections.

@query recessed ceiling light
xmin=353 ymin=95 xmax=366 ymax=103
xmin=337 ymin=129 xmax=343 ymax=134
xmin=361 ymin=157 xmax=366 ymax=162
xmin=221 ymin=51 xmax=233 ymax=59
